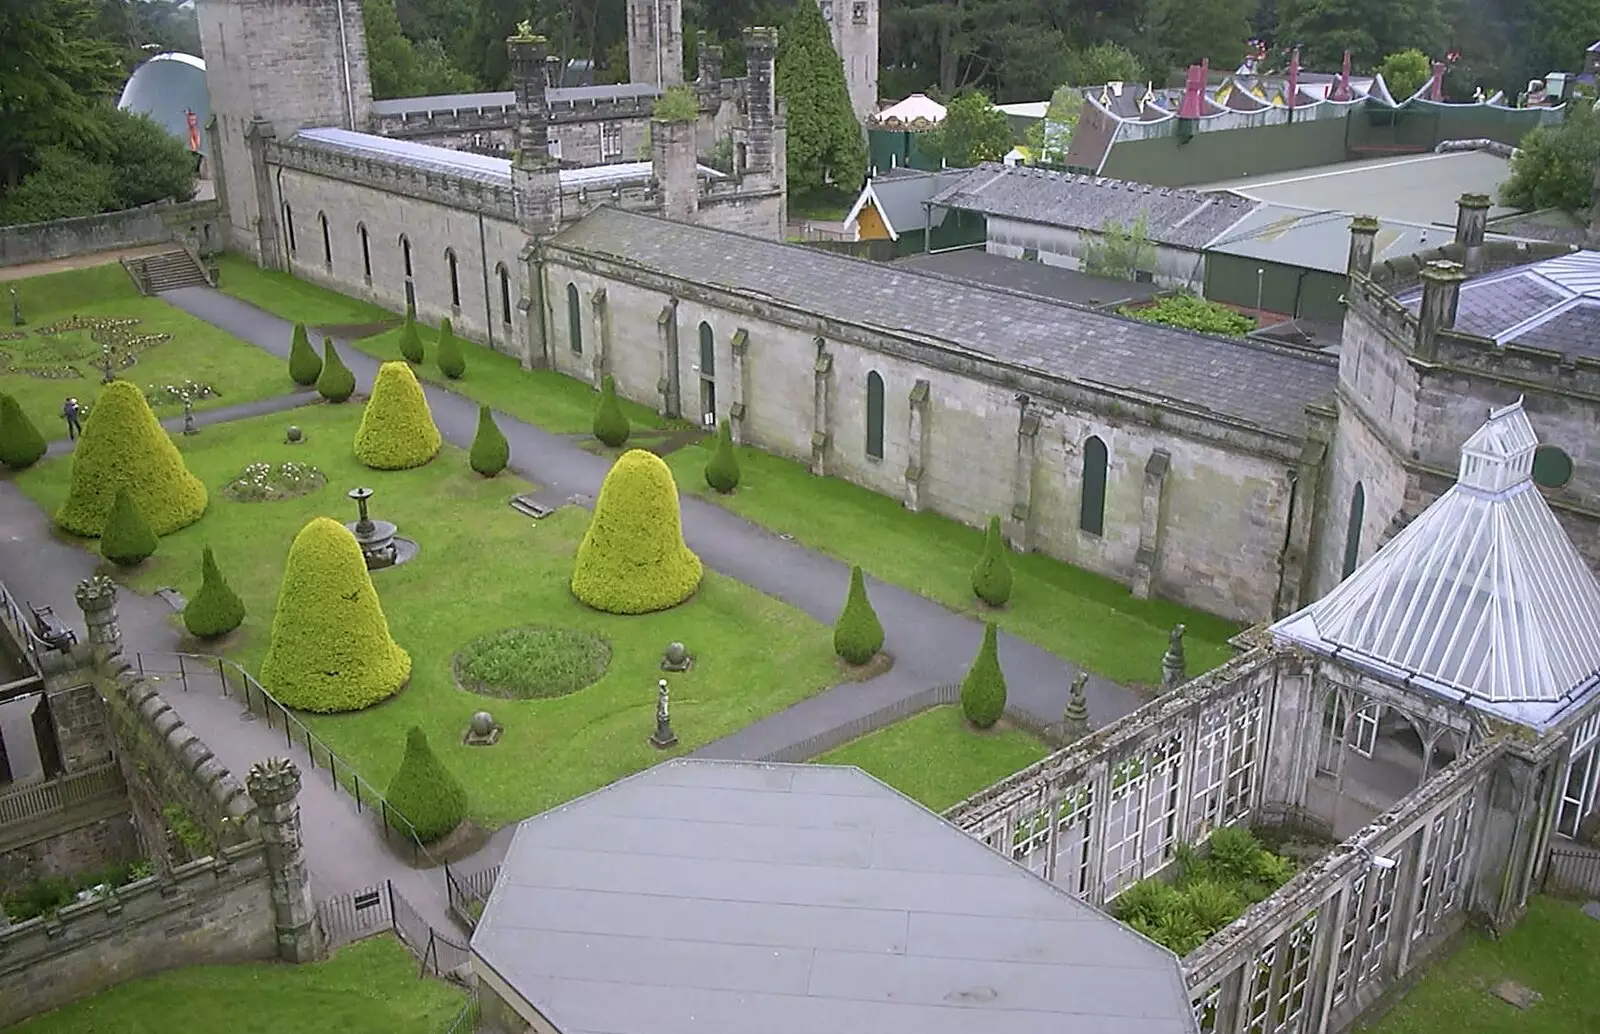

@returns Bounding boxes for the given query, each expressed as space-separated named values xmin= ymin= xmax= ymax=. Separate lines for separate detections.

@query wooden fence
xmin=0 ymin=763 xmax=124 ymax=830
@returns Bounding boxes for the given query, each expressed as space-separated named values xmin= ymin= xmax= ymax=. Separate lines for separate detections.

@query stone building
xmin=819 ymin=0 xmax=880 ymax=122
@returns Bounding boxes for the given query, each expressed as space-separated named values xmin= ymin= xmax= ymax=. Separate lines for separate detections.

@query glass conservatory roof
xmin=1272 ymin=401 xmax=1600 ymax=726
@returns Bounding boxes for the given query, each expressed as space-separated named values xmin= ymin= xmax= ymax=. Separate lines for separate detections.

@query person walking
xmin=61 ymin=397 xmax=82 ymax=440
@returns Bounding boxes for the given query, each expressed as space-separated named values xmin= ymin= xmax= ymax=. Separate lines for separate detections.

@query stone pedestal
xmin=75 ymin=575 xmax=122 ymax=659
xmin=246 ymin=758 xmax=325 ymax=963
xmin=1061 ymin=671 xmax=1090 ymax=741
xmin=1160 ymin=624 xmax=1187 ymax=693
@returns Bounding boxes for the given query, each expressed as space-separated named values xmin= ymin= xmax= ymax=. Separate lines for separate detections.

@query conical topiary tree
xmin=354 ymin=361 xmax=441 ymax=470
xmin=183 ymin=546 xmax=246 ymax=639
xmin=704 ymin=418 xmax=740 ymax=494
xmin=469 ymin=404 xmax=509 ymax=477
xmin=386 ymin=726 xmax=468 ymax=843
xmin=960 ymin=622 xmax=1007 ymax=729
xmin=99 ymin=487 xmax=158 ymax=566
xmin=288 ymin=323 xmax=322 ymax=386
xmin=259 ymin=517 xmax=411 ymax=712
xmin=317 ymin=339 xmax=356 ymax=402
xmin=571 ymin=449 xmax=702 ymax=614
xmin=56 ymin=380 xmax=207 ymax=537
xmin=398 ymin=306 xmax=424 ymax=364
xmin=833 ymin=565 xmax=885 ymax=665
xmin=971 ymin=515 xmax=1014 ymax=607
xmin=436 ymin=317 xmax=465 ymax=379
xmin=592 ymin=375 xmax=631 ymax=448
xmin=0 ymin=392 xmax=47 ymax=470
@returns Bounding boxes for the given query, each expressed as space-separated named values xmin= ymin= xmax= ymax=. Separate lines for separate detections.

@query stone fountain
xmin=343 ymin=487 xmax=416 ymax=570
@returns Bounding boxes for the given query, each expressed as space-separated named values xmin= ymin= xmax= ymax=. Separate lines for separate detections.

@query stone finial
xmin=246 ymin=756 xmax=303 ymax=807
xmin=1160 ymin=624 xmax=1187 ymax=693
xmin=1062 ymin=671 xmax=1090 ymax=740
xmin=75 ymin=574 xmax=117 ymax=611
xmin=75 ymin=575 xmax=122 ymax=654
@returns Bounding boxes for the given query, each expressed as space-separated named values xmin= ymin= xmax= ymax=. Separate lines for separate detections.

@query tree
xmin=0 ymin=392 xmax=47 ymax=470
xmin=921 ymin=91 xmax=1013 ymax=167
xmin=259 ymin=517 xmax=412 ymax=713
xmin=1064 ymin=43 xmax=1144 ymax=87
xmin=637 ymin=85 xmax=703 ymax=155
xmin=398 ymin=306 xmax=424 ymax=364
xmin=385 ymin=726 xmax=468 ymax=843
xmin=0 ymin=107 xmax=194 ymax=225
xmin=960 ymin=621 xmax=1007 ymax=728
xmin=592 ymin=374 xmax=631 ymax=448
xmin=436 ymin=318 xmax=465 ymax=379
xmin=971 ymin=516 xmax=1013 ymax=607
xmin=56 ymin=380 xmax=206 ymax=537
xmin=1378 ymin=48 xmax=1432 ymax=98
xmin=1274 ymin=0 xmax=1445 ymax=71
xmin=833 ymin=565 xmax=885 ymax=665
xmin=317 ymin=339 xmax=357 ymax=402
xmin=776 ymin=0 xmax=866 ymax=200
xmin=1032 ymin=86 xmax=1083 ymax=165
xmin=703 ymin=418 xmax=740 ymax=493
xmin=183 ymin=546 xmax=245 ymax=639
xmin=469 ymin=403 xmax=509 ymax=476
xmin=570 ymin=449 xmax=703 ymax=614
xmin=362 ymin=0 xmax=473 ymax=100
xmin=98 ymin=108 xmax=195 ymax=210
xmin=288 ymin=323 xmax=322 ymax=385
xmin=355 ymin=361 xmax=442 ymax=470
xmin=1082 ymin=214 xmax=1156 ymax=282
xmin=1502 ymin=104 xmax=1600 ymax=212
xmin=1523 ymin=1 xmax=1600 ymax=93
xmin=99 ymin=486 xmax=158 ymax=566
xmin=1152 ymin=0 xmax=1256 ymax=72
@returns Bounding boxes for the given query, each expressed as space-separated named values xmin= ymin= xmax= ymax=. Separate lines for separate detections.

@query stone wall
xmin=0 ymin=200 xmax=221 ymax=268
xmin=0 ymin=810 xmax=138 ymax=894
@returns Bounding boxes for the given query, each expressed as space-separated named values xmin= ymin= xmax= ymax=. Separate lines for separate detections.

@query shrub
xmin=1114 ymin=876 xmax=1182 ymax=927
xmin=960 ymin=622 xmax=1007 ymax=728
xmin=591 ymin=374 xmax=631 ymax=447
xmin=56 ymin=380 xmax=206 ymax=537
xmin=436 ymin=318 xmax=465 ymax=379
xmin=1207 ymin=826 xmax=1264 ymax=882
xmin=98 ymin=487 xmax=158 ymax=566
xmin=1181 ymin=880 xmax=1246 ymax=933
xmin=469 ymin=403 xmax=509 ymax=476
xmin=316 ymin=339 xmax=356 ymax=402
xmin=570 ymin=449 xmax=702 ymax=614
xmin=354 ymin=361 xmax=441 ymax=470
xmin=703 ymin=418 xmax=740 ymax=493
xmin=398 ymin=306 xmax=424 ymax=364
xmin=259 ymin=517 xmax=411 ymax=712
xmin=971 ymin=515 xmax=1013 ymax=606
xmin=385 ymin=726 xmax=468 ymax=843
xmin=288 ymin=323 xmax=322 ymax=385
xmin=0 ymin=392 xmax=47 ymax=470
xmin=832 ymin=565 xmax=884 ymax=665
xmin=1120 ymin=294 xmax=1256 ymax=336
xmin=183 ymin=546 xmax=245 ymax=638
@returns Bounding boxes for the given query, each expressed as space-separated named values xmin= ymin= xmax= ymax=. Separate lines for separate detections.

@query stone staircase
xmin=124 ymin=248 xmax=208 ymax=294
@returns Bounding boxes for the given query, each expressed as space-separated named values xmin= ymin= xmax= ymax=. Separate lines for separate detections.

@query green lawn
xmin=12 ymin=936 xmax=463 ymax=1034
xmin=216 ymin=255 xmax=394 ymax=326
xmin=15 ymin=404 xmax=840 ymax=828
xmin=816 ymin=706 xmax=1050 ymax=811
xmin=791 ymin=188 xmax=857 ymax=222
xmin=1362 ymin=898 xmax=1600 ymax=1034
xmin=2 ymin=264 xmax=291 ymax=440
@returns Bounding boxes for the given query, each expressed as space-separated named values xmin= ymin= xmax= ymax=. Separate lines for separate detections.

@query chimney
xmin=1454 ymin=193 xmax=1490 ymax=272
xmin=697 ymin=30 xmax=722 ymax=102
xmin=1332 ymin=50 xmax=1352 ymax=101
xmin=507 ymin=30 xmax=561 ymax=237
xmin=1347 ymin=215 xmax=1380 ymax=277
xmin=741 ymin=26 xmax=778 ymax=174
xmin=1287 ymin=48 xmax=1300 ymax=111
xmin=1178 ymin=63 xmax=1206 ymax=118
xmin=1429 ymin=61 xmax=1446 ymax=101
xmin=1416 ymin=259 xmax=1468 ymax=359
xmin=652 ymin=113 xmax=699 ymax=223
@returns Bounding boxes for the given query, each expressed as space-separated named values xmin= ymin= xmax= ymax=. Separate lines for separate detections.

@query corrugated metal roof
xmin=1204 ymin=204 xmax=1453 ymax=274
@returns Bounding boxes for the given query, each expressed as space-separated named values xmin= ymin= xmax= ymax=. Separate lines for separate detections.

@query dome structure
xmin=118 ymin=52 xmax=210 ymax=156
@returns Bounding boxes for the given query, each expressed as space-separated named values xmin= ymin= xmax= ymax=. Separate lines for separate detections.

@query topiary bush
xmin=971 ymin=515 xmax=1013 ymax=607
xmin=354 ymin=361 xmax=441 ymax=470
xmin=570 ymin=449 xmax=702 ymax=614
xmin=704 ymin=418 xmax=740 ymax=493
xmin=591 ymin=375 xmax=631 ymax=448
xmin=398 ymin=306 xmax=424 ymax=364
xmin=960 ymin=622 xmax=1007 ymax=728
xmin=832 ymin=565 xmax=884 ymax=665
xmin=469 ymin=403 xmax=509 ymax=477
xmin=316 ymin=339 xmax=356 ymax=402
xmin=259 ymin=517 xmax=411 ymax=713
xmin=56 ymin=380 xmax=207 ymax=537
xmin=183 ymin=545 xmax=245 ymax=639
xmin=288 ymin=323 xmax=322 ymax=386
xmin=435 ymin=318 xmax=465 ymax=379
xmin=99 ymin=487 xmax=158 ymax=566
xmin=385 ymin=726 xmax=468 ymax=843
xmin=0 ymin=392 xmax=47 ymax=470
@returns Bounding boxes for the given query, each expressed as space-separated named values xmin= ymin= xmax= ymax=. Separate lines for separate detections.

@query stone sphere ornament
xmin=286 ymin=425 xmax=304 ymax=444
xmin=661 ymin=640 xmax=692 ymax=672
xmin=471 ymin=711 xmax=495 ymax=737
xmin=464 ymin=709 xmax=502 ymax=747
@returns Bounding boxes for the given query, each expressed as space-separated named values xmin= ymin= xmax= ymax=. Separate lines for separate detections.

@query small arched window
xmin=400 ymin=235 xmax=412 ymax=277
xmin=358 ymin=223 xmax=371 ymax=279
xmin=497 ymin=264 xmax=512 ymax=324
xmin=865 ymin=371 xmax=885 ymax=459
xmin=1080 ymin=435 xmax=1108 ymax=536
xmin=567 ymin=282 xmax=583 ymax=354
xmin=446 ymin=249 xmax=461 ymax=308
xmin=319 ymin=211 xmax=331 ymax=265
xmin=284 ymin=204 xmax=296 ymax=253
xmin=698 ymin=321 xmax=715 ymax=376
xmin=1343 ymin=483 xmax=1365 ymax=578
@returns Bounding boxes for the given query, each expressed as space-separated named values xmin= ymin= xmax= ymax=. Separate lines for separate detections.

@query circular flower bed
xmin=223 ymin=461 xmax=327 ymax=502
xmin=454 ymin=626 xmax=612 ymax=700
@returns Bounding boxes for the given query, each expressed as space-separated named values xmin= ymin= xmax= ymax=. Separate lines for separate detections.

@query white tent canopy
xmin=869 ymin=93 xmax=947 ymax=129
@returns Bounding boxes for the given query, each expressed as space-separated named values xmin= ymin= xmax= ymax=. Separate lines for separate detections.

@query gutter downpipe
xmin=336 ymin=0 xmax=356 ymax=128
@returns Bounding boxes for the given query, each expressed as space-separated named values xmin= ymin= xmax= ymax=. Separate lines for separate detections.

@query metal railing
xmin=317 ymin=879 xmax=473 ymax=981
xmin=1545 ymin=839 xmax=1600 ymax=898
xmin=445 ymin=863 xmax=500 ymax=931
xmin=756 ymin=684 xmax=963 ymax=763
xmin=440 ymin=992 xmax=480 ymax=1034
xmin=0 ymin=580 xmax=52 ymax=674
xmin=0 ymin=763 xmax=124 ymax=829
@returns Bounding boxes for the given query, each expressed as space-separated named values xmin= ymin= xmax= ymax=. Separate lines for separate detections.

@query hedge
xmin=971 ymin=515 xmax=1013 ymax=607
xmin=354 ymin=361 xmax=441 ymax=470
xmin=704 ymin=418 xmax=740 ymax=493
xmin=960 ymin=621 xmax=1007 ymax=728
xmin=386 ymin=726 xmax=468 ymax=843
xmin=469 ymin=403 xmax=509 ymax=476
xmin=436 ymin=318 xmax=465 ymax=379
xmin=183 ymin=545 xmax=245 ymax=638
xmin=56 ymin=380 xmax=207 ymax=537
xmin=833 ymin=564 xmax=884 ymax=664
xmin=398 ymin=306 xmax=424 ymax=364
xmin=592 ymin=375 xmax=630 ymax=447
xmin=259 ymin=517 xmax=411 ymax=713
xmin=0 ymin=392 xmax=46 ymax=470
xmin=316 ymin=339 xmax=356 ymax=402
xmin=288 ymin=323 xmax=322 ymax=386
xmin=99 ymin=487 xmax=158 ymax=566
xmin=570 ymin=449 xmax=702 ymax=614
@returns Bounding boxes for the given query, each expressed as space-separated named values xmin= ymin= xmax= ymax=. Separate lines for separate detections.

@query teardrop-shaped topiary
xmin=833 ymin=565 xmax=885 ymax=665
xmin=355 ymin=361 xmax=441 ymax=470
xmin=469 ymin=404 xmax=509 ymax=477
xmin=56 ymin=380 xmax=207 ymax=537
xmin=183 ymin=545 xmax=245 ymax=639
xmin=436 ymin=318 xmax=465 ymax=379
xmin=971 ymin=515 xmax=1013 ymax=607
xmin=385 ymin=726 xmax=468 ymax=843
xmin=592 ymin=375 xmax=631 ymax=448
xmin=0 ymin=392 xmax=47 ymax=470
xmin=99 ymin=486 xmax=158 ymax=566
xmin=398 ymin=306 xmax=424 ymax=364
xmin=960 ymin=622 xmax=1007 ymax=729
xmin=704 ymin=418 xmax=740 ymax=494
xmin=317 ymin=339 xmax=356 ymax=403
xmin=288 ymin=323 xmax=322 ymax=386
xmin=571 ymin=449 xmax=702 ymax=614
xmin=259 ymin=517 xmax=411 ymax=713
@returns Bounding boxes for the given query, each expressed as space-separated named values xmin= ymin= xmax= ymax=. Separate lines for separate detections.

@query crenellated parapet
xmin=267 ymin=139 xmax=517 ymax=220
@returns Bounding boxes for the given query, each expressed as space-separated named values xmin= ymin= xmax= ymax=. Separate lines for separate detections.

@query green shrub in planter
xmin=398 ymin=306 xmax=424 ymax=364
xmin=436 ymin=318 xmax=465 ymax=379
xmin=385 ymin=726 xmax=468 ymax=843
xmin=591 ymin=375 xmax=631 ymax=448
xmin=316 ymin=339 xmax=356 ymax=402
xmin=971 ymin=515 xmax=1013 ymax=606
xmin=288 ymin=323 xmax=322 ymax=386
xmin=183 ymin=546 xmax=245 ymax=638
xmin=959 ymin=621 xmax=1006 ymax=728
xmin=832 ymin=565 xmax=884 ymax=665
xmin=704 ymin=418 xmax=740 ymax=493
xmin=0 ymin=392 xmax=47 ymax=470
xmin=469 ymin=404 xmax=509 ymax=477
xmin=99 ymin=487 xmax=158 ymax=566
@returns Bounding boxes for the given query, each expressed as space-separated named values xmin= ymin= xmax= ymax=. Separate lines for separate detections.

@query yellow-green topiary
xmin=259 ymin=517 xmax=411 ymax=713
xmin=354 ymin=361 xmax=441 ymax=470
xmin=55 ymin=380 xmax=207 ymax=537
xmin=570 ymin=449 xmax=702 ymax=614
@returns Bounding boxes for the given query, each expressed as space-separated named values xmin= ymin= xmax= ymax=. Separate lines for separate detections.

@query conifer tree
xmin=0 ymin=392 xmax=47 ymax=470
xmin=971 ymin=515 xmax=1014 ymax=607
xmin=317 ymin=339 xmax=357 ymax=402
xmin=592 ymin=374 xmax=631 ymax=448
xmin=386 ymin=726 xmax=469 ymax=843
xmin=703 ymin=418 xmax=740 ymax=494
xmin=960 ymin=622 xmax=1007 ymax=729
xmin=570 ymin=449 xmax=703 ymax=614
xmin=436 ymin=317 xmax=465 ymax=379
xmin=288 ymin=323 xmax=322 ymax=386
xmin=99 ymin=486 xmax=158 ymax=566
xmin=776 ymin=1 xmax=867 ymax=201
xmin=355 ymin=361 xmax=441 ymax=470
xmin=56 ymin=380 xmax=206 ymax=536
xmin=183 ymin=546 xmax=246 ymax=638
xmin=398 ymin=305 xmax=424 ymax=364
xmin=833 ymin=565 xmax=885 ymax=665
xmin=469 ymin=403 xmax=509 ymax=477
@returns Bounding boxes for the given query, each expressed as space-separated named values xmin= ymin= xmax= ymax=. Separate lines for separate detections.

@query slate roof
xmin=844 ymin=169 xmax=964 ymax=237
xmin=472 ymin=760 xmax=1198 ymax=1034
xmin=894 ymin=249 xmax=1160 ymax=309
xmin=552 ymin=207 xmax=1337 ymax=435
xmin=930 ymin=164 xmax=1256 ymax=249
xmin=1397 ymin=250 xmax=1600 ymax=358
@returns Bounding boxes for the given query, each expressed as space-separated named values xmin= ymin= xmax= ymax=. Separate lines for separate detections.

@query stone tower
xmin=819 ymin=0 xmax=879 ymax=121
xmin=628 ymin=0 xmax=684 ymax=89
xmin=196 ymin=0 xmax=374 ymax=261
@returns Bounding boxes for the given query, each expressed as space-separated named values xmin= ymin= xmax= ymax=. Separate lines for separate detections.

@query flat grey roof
xmin=372 ymin=82 xmax=660 ymax=116
xmin=474 ymin=760 xmax=1197 ymax=1034
xmin=896 ymin=248 xmax=1161 ymax=309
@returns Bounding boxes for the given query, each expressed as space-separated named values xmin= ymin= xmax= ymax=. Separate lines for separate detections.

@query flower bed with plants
xmin=223 ymin=460 xmax=327 ymax=502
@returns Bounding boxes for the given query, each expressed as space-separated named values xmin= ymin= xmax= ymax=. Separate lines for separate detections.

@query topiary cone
xmin=386 ymin=726 xmax=468 ymax=843
xmin=398 ymin=306 xmax=424 ymax=364
xmin=288 ymin=323 xmax=322 ymax=386
xmin=704 ymin=418 xmax=740 ymax=494
xmin=571 ymin=449 xmax=702 ymax=614
xmin=355 ymin=361 xmax=441 ymax=470
xmin=317 ymin=339 xmax=356 ymax=402
xmin=99 ymin=486 xmax=158 ymax=566
xmin=260 ymin=517 xmax=411 ymax=713
xmin=183 ymin=545 xmax=245 ymax=639
xmin=56 ymin=380 xmax=206 ymax=537
xmin=971 ymin=515 xmax=1013 ymax=607
xmin=592 ymin=375 xmax=631 ymax=448
xmin=833 ymin=565 xmax=884 ymax=665
xmin=960 ymin=621 xmax=1007 ymax=728
xmin=436 ymin=317 xmax=465 ymax=379
xmin=469 ymin=404 xmax=509 ymax=477
xmin=0 ymin=392 xmax=47 ymax=470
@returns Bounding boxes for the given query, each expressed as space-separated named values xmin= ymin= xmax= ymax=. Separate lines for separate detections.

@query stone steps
xmin=127 ymin=250 xmax=208 ymax=294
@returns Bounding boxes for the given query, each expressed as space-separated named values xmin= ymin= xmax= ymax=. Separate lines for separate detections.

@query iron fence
xmin=317 ymin=882 xmax=395 ymax=949
xmin=440 ymin=992 xmax=480 ymax=1034
xmin=756 ymin=684 xmax=962 ymax=763
xmin=0 ymin=579 xmax=52 ymax=673
xmin=317 ymin=880 xmax=473 ymax=981
xmin=1545 ymin=840 xmax=1600 ymax=898
xmin=445 ymin=863 xmax=500 ymax=931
